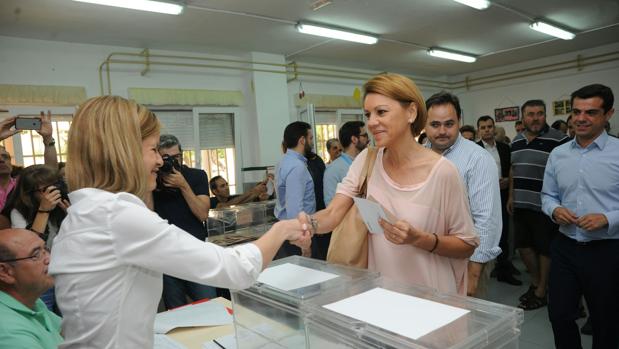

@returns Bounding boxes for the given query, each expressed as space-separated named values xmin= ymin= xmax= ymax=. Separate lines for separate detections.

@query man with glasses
xmin=153 ymin=134 xmax=213 ymax=309
xmin=0 ymin=228 xmax=63 ymax=348
xmin=542 ymin=84 xmax=619 ymax=348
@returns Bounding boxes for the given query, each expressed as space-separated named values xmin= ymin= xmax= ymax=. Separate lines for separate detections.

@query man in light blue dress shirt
xmin=425 ymin=91 xmax=502 ymax=298
xmin=274 ymin=121 xmax=316 ymax=256
xmin=541 ymin=84 xmax=619 ymax=349
xmin=323 ymin=121 xmax=369 ymax=206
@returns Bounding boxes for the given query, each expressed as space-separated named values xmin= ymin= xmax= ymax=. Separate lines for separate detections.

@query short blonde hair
xmin=363 ymin=73 xmax=427 ymax=137
xmin=66 ymin=96 xmax=160 ymax=199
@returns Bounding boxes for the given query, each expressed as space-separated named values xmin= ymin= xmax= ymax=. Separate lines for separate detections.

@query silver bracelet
xmin=308 ymin=214 xmax=319 ymax=235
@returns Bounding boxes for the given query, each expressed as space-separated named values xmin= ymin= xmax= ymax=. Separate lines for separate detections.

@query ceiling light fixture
xmin=452 ymin=0 xmax=490 ymax=10
xmin=529 ymin=21 xmax=575 ymax=40
xmin=72 ymin=0 xmax=184 ymax=15
xmin=296 ymin=23 xmax=378 ymax=45
xmin=427 ymin=48 xmax=477 ymax=63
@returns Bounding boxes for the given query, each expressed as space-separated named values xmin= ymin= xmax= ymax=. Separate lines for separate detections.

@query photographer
xmin=9 ymin=164 xmax=69 ymax=312
xmin=152 ymin=134 xmax=214 ymax=309
xmin=209 ymin=175 xmax=270 ymax=209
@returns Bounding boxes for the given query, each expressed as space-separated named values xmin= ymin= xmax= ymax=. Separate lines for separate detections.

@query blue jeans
xmin=162 ymin=275 xmax=217 ymax=310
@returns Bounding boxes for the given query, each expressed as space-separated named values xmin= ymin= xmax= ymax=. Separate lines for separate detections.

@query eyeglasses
xmin=0 ymin=247 xmax=49 ymax=263
xmin=572 ymin=108 xmax=604 ymax=117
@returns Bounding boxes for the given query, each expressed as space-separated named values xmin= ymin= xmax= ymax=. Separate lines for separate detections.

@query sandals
xmin=519 ymin=285 xmax=537 ymax=302
xmin=518 ymin=294 xmax=547 ymax=310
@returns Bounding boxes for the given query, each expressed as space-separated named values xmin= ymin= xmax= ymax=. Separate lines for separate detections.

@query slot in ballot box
xmin=304 ymin=277 xmax=523 ymax=349
xmin=230 ymin=256 xmax=380 ymax=349
xmin=207 ymin=200 xmax=276 ymax=247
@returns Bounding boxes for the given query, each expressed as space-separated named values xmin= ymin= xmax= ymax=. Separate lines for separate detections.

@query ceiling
xmin=1 ymin=0 xmax=618 ymax=77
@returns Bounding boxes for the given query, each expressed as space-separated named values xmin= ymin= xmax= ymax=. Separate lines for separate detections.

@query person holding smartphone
xmin=0 ymin=111 xmax=58 ymax=215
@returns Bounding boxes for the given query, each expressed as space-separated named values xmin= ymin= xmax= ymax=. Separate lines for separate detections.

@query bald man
xmin=0 ymin=229 xmax=62 ymax=348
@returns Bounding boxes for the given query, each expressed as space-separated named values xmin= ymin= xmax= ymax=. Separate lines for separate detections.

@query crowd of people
xmin=0 ymin=76 xmax=616 ymax=349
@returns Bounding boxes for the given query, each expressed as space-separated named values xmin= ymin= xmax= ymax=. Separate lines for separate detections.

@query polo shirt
xmin=511 ymin=125 xmax=569 ymax=211
xmin=0 ymin=291 xmax=63 ymax=349
xmin=153 ymin=166 xmax=210 ymax=241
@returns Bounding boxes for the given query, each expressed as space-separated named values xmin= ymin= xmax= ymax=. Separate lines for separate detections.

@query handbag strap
xmin=357 ymin=147 xmax=379 ymax=198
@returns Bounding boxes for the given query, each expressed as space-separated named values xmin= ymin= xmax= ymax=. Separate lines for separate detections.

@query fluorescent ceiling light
xmin=296 ymin=23 xmax=378 ymax=45
xmin=453 ymin=0 xmax=490 ymax=10
xmin=427 ymin=48 xmax=477 ymax=63
xmin=529 ymin=21 xmax=575 ymax=40
xmin=73 ymin=0 xmax=184 ymax=15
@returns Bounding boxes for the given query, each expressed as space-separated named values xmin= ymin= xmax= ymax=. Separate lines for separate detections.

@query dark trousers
xmin=311 ymin=233 xmax=332 ymax=261
xmin=162 ymin=275 xmax=217 ymax=310
xmin=548 ymin=234 xmax=619 ymax=349
xmin=495 ymin=189 xmax=511 ymax=274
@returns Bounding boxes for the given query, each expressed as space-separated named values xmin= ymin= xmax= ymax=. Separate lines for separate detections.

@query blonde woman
xmin=49 ymin=96 xmax=310 ymax=348
xmin=309 ymin=74 xmax=479 ymax=295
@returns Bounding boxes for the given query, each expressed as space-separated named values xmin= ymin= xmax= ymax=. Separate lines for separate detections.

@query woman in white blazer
xmin=49 ymin=96 xmax=310 ymax=349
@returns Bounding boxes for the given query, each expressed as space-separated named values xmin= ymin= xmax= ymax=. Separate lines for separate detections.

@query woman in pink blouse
xmin=309 ymin=74 xmax=479 ymax=295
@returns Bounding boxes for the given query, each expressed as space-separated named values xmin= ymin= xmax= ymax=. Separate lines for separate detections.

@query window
xmin=20 ymin=118 xmax=71 ymax=167
xmin=310 ymin=109 xmax=364 ymax=162
xmin=198 ymin=113 xmax=236 ymax=194
xmin=155 ymin=109 xmax=239 ymax=195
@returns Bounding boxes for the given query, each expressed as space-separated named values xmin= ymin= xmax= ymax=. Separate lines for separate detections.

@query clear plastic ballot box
xmin=230 ymin=256 xmax=380 ymax=349
xmin=206 ymin=200 xmax=276 ymax=247
xmin=304 ymin=277 xmax=523 ymax=349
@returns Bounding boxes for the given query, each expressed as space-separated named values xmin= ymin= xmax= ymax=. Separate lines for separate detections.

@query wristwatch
xmin=45 ymin=137 xmax=56 ymax=147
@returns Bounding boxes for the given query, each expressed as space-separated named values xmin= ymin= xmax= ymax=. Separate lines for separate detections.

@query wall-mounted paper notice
xmin=257 ymin=263 xmax=339 ymax=291
xmin=323 ymin=288 xmax=470 ymax=340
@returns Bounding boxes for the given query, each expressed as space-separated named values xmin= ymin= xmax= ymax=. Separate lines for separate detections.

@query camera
xmin=159 ymin=154 xmax=181 ymax=176
xmin=44 ymin=179 xmax=70 ymax=202
xmin=156 ymin=155 xmax=182 ymax=191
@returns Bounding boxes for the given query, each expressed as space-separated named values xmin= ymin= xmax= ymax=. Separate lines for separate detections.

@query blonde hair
xmin=363 ymin=73 xmax=427 ymax=137
xmin=66 ymin=96 xmax=160 ymax=199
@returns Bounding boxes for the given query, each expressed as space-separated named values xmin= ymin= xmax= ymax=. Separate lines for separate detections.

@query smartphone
xmin=15 ymin=117 xmax=42 ymax=131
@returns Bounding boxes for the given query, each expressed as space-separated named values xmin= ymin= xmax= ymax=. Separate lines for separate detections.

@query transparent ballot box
xmin=207 ymin=200 xmax=276 ymax=247
xmin=231 ymin=256 xmax=380 ymax=349
xmin=304 ymin=277 xmax=524 ymax=349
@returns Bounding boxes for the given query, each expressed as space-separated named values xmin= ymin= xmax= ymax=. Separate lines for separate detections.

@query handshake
xmin=272 ymin=212 xmax=315 ymax=257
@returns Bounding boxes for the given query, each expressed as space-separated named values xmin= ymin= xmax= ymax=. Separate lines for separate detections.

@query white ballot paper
xmin=323 ymin=287 xmax=470 ymax=340
xmin=153 ymin=334 xmax=188 ymax=349
xmin=353 ymin=197 xmax=394 ymax=234
xmin=154 ymin=300 xmax=233 ymax=334
xmin=257 ymin=263 xmax=339 ymax=291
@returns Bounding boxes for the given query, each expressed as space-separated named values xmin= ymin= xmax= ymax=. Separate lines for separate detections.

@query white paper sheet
xmin=153 ymin=334 xmax=188 ymax=349
xmin=257 ymin=263 xmax=339 ymax=291
xmin=154 ymin=300 xmax=233 ymax=334
xmin=323 ymin=287 xmax=470 ymax=340
xmin=353 ymin=197 xmax=394 ymax=234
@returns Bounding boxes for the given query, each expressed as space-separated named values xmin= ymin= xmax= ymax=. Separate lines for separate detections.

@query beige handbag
xmin=326 ymin=147 xmax=378 ymax=268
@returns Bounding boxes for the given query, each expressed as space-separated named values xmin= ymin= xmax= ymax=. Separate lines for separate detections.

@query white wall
xmin=453 ymin=42 xmax=619 ymax=140
xmin=2 ymin=35 xmax=619 ymax=173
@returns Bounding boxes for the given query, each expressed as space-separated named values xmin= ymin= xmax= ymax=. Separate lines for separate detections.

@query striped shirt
xmin=427 ymin=135 xmax=502 ymax=263
xmin=511 ymin=125 xmax=569 ymax=211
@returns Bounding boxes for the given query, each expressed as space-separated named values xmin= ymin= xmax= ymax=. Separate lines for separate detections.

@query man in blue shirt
xmin=274 ymin=121 xmax=316 ymax=256
xmin=541 ymin=84 xmax=618 ymax=349
xmin=425 ymin=91 xmax=502 ymax=298
xmin=323 ymin=121 xmax=368 ymax=206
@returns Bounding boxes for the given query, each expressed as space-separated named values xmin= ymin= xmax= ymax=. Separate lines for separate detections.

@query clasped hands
xmin=553 ymin=207 xmax=608 ymax=231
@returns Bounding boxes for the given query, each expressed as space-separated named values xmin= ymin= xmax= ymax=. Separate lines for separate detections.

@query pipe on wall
xmin=97 ymin=50 xmax=619 ymax=95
